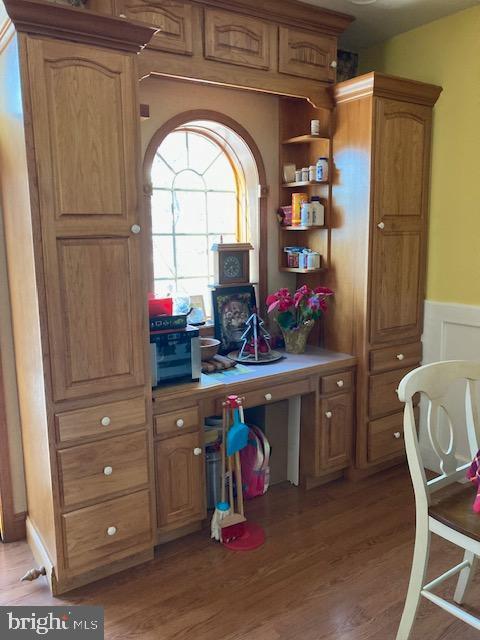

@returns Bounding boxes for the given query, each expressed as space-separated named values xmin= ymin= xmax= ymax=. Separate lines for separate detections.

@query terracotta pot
xmin=280 ymin=320 xmax=315 ymax=354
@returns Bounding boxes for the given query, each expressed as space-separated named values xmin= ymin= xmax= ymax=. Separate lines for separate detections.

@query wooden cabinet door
xmin=278 ymin=26 xmax=336 ymax=82
xmin=114 ymin=0 xmax=193 ymax=55
xmin=26 ymin=37 xmax=147 ymax=400
xmin=320 ymin=393 xmax=353 ymax=471
xmin=156 ymin=432 xmax=205 ymax=529
xmin=204 ymin=7 xmax=272 ymax=70
xmin=370 ymin=98 xmax=432 ymax=345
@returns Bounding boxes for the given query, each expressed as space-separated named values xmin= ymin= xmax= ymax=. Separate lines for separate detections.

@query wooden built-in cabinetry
xmin=88 ymin=0 xmax=353 ymax=107
xmin=325 ymin=73 xmax=442 ymax=473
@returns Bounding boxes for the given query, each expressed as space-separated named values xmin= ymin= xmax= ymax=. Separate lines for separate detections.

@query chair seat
xmin=429 ymin=483 xmax=480 ymax=542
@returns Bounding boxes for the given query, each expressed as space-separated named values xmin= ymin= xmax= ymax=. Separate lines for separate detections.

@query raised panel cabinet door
xmin=114 ymin=0 xmax=193 ymax=55
xmin=49 ymin=237 xmax=146 ymax=400
xmin=204 ymin=8 xmax=271 ymax=70
xmin=320 ymin=393 xmax=353 ymax=471
xmin=156 ymin=431 xmax=205 ymax=529
xmin=370 ymin=99 xmax=432 ymax=344
xmin=278 ymin=26 xmax=336 ymax=82
xmin=26 ymin=37 xmax=139 ymax=233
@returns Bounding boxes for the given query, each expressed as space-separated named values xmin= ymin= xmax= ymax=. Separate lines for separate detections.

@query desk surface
xmin=152 ymin=347 xmax=356 ymax=403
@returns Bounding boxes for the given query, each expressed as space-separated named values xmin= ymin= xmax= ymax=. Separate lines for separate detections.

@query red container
xmin=148 ymin=297 xmax=173 ymax=317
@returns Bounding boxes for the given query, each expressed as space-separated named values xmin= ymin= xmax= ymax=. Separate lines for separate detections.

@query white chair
xmin=396 ymin=360 xmax=480 ymax=640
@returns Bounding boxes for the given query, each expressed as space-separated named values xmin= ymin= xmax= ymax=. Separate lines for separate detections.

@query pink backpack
xmin=240 ymin=425 xmax=271 ymax=499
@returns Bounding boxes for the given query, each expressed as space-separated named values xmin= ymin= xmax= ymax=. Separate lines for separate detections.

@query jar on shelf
xmin=301 ymin=167 xmax=309 ymax=182
xmin=310 ymin=197 xmax=325 ymax=226
xmin=316 ymin=157 xmax=329 ymax=182
xmin=300 ymin=202 xmax=312 ymax=227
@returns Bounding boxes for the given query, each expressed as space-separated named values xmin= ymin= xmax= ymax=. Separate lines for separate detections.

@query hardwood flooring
xmin=1 ymin=466 xmax=479 ymax=639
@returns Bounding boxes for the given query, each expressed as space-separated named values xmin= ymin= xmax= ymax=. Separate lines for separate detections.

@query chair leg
xmin=454 ymin=551 xmax=477 ymax=605
xmin=396 ymin=523 xmax=431 ymax=640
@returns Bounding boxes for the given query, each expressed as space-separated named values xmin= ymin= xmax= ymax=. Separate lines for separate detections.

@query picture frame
xmin=211 ymin=285 xmax=257 ymax=353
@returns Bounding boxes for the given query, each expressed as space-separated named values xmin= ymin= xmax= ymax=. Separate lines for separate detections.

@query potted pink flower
xmin=266 ymin=285 xmax=334 ymax=354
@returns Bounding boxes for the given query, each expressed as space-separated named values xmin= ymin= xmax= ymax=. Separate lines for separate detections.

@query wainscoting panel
xmin=421 ymin=300 xmax=480 ymax=471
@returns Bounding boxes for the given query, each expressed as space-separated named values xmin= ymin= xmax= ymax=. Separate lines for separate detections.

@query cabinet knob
xmin=377 ymin=222 xmax=385 ymax=230
xmin=325 ymin=411 xmax=333 ymax=419
xmin=393 ymin=432 xmax=402 ymax=440
xmin=330 ymin=60 xmax=338 ymax=69
xmin=336 ymin=380 xmax=344 ymax=388
xmin=265 ymin=393 xmax=272 ymax=401
xmin=103 ymin=466 xmax=113 ymax=476
xmin=131 ymin=224 xmax=141 ymax=234
xmin=100 ymin=416 xmax=111 ymax=427
xmin=193 ymin=447 xmax=202 ymax=456
xmin=396 ymin=353 xmax=405 ymax=361
xmin=107 ymin=526 xmax=117 ymax=536
xmin=176 ymin=419 xmax=184 ymax=428
xmin=119 ymin=13 xmax=126 ymax=18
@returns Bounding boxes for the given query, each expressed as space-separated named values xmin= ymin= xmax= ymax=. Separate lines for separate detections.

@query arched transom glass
xmin=151 ymin=129 xmax=239 ymax=306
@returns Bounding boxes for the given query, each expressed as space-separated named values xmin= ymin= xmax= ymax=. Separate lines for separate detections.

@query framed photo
xmin=212 ymin=285 xmax=257 ymax=353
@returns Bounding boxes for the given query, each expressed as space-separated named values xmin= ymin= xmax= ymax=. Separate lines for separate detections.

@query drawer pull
xmin=193 ymin=447 xmax=202 ymax=456
xmin=103 ymin=466 xmax=113 ymax=476
xmin=325 ymin=411 xmax=333 ymax=419
xmin=330 ymin=60 xmax=338 ymax=69
xmin=393 ymin=432 xmax=402 ymax=439
xmin=106 ymin=526 xmax=117 ymax=536
xmin=336 ymin=380 xmax=344 ymax=388
xmin=396 ymin=354 xmax=405 ymax=361
xmin=377 ymin=222 xmax=385 ymax=230
xmin=176 ymin=419 xmax=184 ymax=428
xmin=100 ymin=416 xmax=111 ymax=427
xmin=131 ymin=224 xmax=141 ymax=234
xmin=265 ymin=393 xmax=272 ymax=401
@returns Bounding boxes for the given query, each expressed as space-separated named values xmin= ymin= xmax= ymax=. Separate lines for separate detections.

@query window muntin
xmin=151 ymin=129 xmax=239 ymax=312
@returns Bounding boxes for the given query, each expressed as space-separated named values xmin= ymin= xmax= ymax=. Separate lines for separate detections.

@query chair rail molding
xmin=421 ymin=300 xmax=480 ymax=471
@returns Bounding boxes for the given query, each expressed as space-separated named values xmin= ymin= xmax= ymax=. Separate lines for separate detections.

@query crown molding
xmin=3 ymin=0 xmax=157 ymax=52
xmin=191 ymin=0 xmax=354 ymax=36
xmin=333 ymin=72 xmax=442 ymax=107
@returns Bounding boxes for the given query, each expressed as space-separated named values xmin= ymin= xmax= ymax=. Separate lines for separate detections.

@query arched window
xmin=151 ymin=128 xmax=243 ymax=313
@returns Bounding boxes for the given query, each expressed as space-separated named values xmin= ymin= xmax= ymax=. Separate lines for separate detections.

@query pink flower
xmin=267 ymin=288 xmax=294 ymax=314
xmin=314 ymin=286 xmax=334 ymax=297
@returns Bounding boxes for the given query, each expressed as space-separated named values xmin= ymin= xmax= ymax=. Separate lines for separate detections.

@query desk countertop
xmin=152 ymin=347 xmax=356 ymax=403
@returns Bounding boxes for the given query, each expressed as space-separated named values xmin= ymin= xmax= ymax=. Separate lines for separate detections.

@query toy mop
xmin=211 ymin=395 xmax=265 ymax=550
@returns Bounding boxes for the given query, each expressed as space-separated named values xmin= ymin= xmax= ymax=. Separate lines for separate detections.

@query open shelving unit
xmin=278 ymin=97 xmax=333 ymax=281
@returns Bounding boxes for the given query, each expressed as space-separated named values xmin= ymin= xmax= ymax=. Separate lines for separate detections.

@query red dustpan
xmin=222 ymin=521 xmax=265 ymax=551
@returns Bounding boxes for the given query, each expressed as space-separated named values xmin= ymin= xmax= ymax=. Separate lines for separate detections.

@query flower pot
xmin=280 ymin=320 xmax=315 ymax=354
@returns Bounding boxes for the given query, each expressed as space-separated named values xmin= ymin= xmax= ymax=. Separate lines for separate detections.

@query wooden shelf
xmin=279 ymin=267 xmax=326 ymax=274
xmin=282 ymin=180 xmax=328 ymax=188
xmin=280 ymin=225 xmax=326 ymax=231
xmin=282 ymin=135 xmax=330 ymax=145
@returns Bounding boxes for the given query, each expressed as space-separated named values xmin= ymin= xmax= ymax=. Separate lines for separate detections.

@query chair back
xmin=398 ymin=361 xmax=480 ymax=508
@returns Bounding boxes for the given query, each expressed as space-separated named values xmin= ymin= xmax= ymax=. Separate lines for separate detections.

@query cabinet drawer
xmin=370 ymin=343 xmax=421 ymax=373
xmin=154 ymin=405 xmax=199 ymax=439
xmin=320 ymin=370 xmax=353 ymax=395
xmin=368 ymin=413 xmax=405 ymax=463
xmin=369 ymin=367 xmax=413 ymax=419
xmin=58 ymin=431 xmax=149 ymax=508
xmin=62 ymin=490 xmax=152 ymax=571
xmin=216 ymin=378 xmax=311 ymax=413
xmin=56 ymin=396 xmax=146 ymax=443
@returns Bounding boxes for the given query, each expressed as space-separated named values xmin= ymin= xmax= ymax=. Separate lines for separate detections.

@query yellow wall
xmin=360 ymin=5 xmax=480 ymax=305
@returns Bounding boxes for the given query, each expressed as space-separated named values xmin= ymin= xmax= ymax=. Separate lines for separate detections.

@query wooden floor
xmin=1 ymin=466 xmax=479 ymax=639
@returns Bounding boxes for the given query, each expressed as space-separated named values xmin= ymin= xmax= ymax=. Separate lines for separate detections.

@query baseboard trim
xmin=25 ymin=516 xmax=55 ymax=591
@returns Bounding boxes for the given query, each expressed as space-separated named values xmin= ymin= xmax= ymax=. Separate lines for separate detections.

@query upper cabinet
xmin=114 ymin=0 xmax=193 ymax=55
xmin=278 ymin=27 xmax=337 ymax=83
xmin=25 ymin=37 xmax=147 ymax=400
xmin=204 ymin=7 xmax=272 ymax=71
xmin=369 ymin=99 xmax=432 ymax=345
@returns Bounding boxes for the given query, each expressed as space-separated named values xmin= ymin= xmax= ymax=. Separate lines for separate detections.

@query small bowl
xmin=200 ymin=337 xmax=220 ymax=361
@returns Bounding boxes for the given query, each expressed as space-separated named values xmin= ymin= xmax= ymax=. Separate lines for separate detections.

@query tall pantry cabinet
xmin=0 ymin=1 xmax=156 ymax=593
xmin=325 ymin=73 xmax=442 ymax=472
